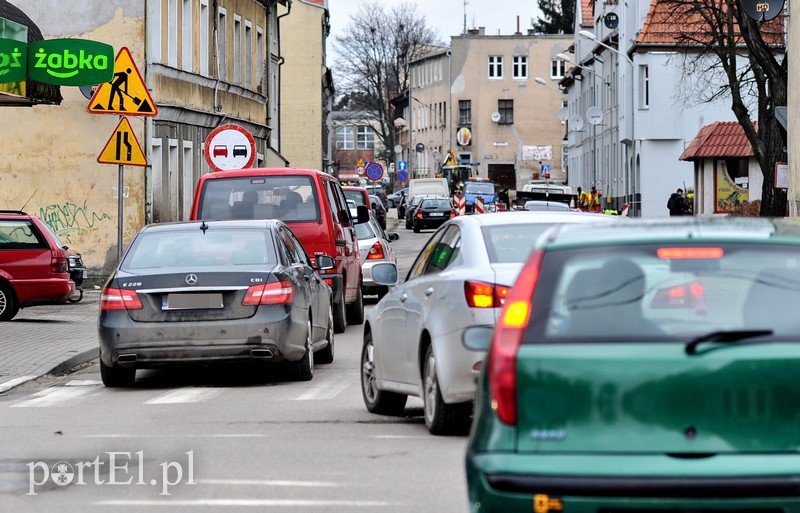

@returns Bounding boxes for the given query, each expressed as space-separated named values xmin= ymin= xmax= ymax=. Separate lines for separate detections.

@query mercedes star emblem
xmin=185 ymin=274 xmax=198 ymax=285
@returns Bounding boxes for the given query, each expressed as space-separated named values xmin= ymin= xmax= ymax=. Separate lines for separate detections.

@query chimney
xmin=478 ymin=26 xmax=485 ymax=36
xmin=515 ymin=15 xmax=521 ymax=35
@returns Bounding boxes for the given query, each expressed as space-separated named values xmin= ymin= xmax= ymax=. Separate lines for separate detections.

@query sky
xmin=328 ymin=0 xmax=543 ymax=50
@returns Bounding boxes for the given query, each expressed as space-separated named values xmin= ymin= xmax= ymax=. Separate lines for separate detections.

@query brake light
xmin=450 ymin=209 xmax=456 ymax=218
xmin=50 ymin=255 xmax=68 ymax=274
xmin=100 ymin=287 xmax=144 ymax=311
xmin=464 ymin=281 xmax=511 ymax=308
xmin=416 ymin=210 xmax=423 ymax=219
xmin=367 ymin=241 xmax=386 ymax=260
xmin=323 ymin=278 xmax=333 ymax=286
xmin=489 ymin=249 xmax=544 ymax=425
xmin=657 ymin=247 xmax=724 ymax=259
xmin=243 ymin=280 xmax=294 ymax=305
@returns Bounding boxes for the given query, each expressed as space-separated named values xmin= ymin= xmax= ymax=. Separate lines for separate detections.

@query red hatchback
xmin=0 ymin=210 xmax=74 ymax=321
xmin=190 ymin=168 xmax=369 ymax=333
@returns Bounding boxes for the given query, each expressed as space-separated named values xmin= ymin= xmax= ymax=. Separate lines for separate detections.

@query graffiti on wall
xmin=38 ymin=200 xmax=113 ymax=244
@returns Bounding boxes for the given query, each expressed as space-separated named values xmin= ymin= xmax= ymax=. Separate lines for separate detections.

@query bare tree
xmin=333 ymin=2 xmax=439 ymax=153
xmin=660 ymin=0 xmax=786 ymax=215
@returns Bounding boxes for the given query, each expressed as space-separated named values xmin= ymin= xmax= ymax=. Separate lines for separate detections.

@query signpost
xmin=203 ymin=124 xmax=257 ymax=172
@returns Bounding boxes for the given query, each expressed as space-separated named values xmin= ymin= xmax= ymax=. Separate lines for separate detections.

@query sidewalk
xmin=0 ymin=289 xmax=101 ymax=393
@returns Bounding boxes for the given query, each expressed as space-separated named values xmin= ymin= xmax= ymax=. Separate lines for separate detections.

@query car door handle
xmin=400 ymin=293 xmax=407 ymax=302
xmin=424 ymin=287 xmax=434 ymax=297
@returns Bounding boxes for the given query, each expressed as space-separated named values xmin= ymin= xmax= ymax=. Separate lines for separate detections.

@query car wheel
xmin=0 ymin=281 xmax=19 ymax=321
xmin=316 ymin=305 xmax=335 ymax=364
xmin=346 ymin=284 xmax=364 ymax=325
xmin=422 ymin=345 xmax=472 ymax=435
xmin=100 ymin=359 xmax=136 ymax=387
xmin=333 ymin=289 xmax=346 ymax=334
xmin=67 ymin=289 xmax=83 ymax=304
xmin=361 ymin=331 xmax=407 ymax=415
xmin=289 ymin=320 xmax=314 ymax=381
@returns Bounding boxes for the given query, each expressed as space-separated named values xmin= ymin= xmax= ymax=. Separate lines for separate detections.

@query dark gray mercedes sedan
xmin=98 ymin=219 xmax=334 ymax=387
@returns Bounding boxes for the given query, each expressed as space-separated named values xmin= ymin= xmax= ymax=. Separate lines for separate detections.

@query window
xmin=168 ymin=0 xmax=178 ymax=67
xmin=148 ymin=0 xmax=162 ymax=63
xmin=245 ymin=21 xmax=252 ymax=89
xmin=551 ymin=59 xmax=565 ymax=79
xmin=512 ymin=55 xmax=528 ymax=79
xmin=357 ymin=126 xmax=374 ymax=150
xmin=234 ymin=16 xmax=241 ymax=85
xmin=639 ymin=65 xmax=650 ymax=108
xmin=336 ymin=126 xmax=354 ymax=150
xmin=181 ymin=0 xmax=192 ymax=71
xmin=498 ymin=99 xmax=514 ymax=124
xmin=561 ymin=99 xmax=568 ymax=124
xmin=217 ymin=8 xmax=227 ymax=81
xmin=488 ymin=55 xmax=503 ymax=79
xmin=256 ymin=27 xmax=264 ymax=91
xmin=459 ymin=100 xmax=472 ymax=125
xmin=200 ymin=0 xmax=209 ymax=75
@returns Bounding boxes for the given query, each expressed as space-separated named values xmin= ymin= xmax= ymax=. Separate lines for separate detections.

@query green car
xmin=465 ymin=217 xmax=800 ymax=513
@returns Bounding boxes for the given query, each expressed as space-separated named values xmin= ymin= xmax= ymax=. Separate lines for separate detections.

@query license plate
xmin=81 ymin=270 xmax=88 ymax=278
xmin=163 ymin=293 xmax=224 ymax=310
xmin=429 ymin=212 xmax=444 ymax=217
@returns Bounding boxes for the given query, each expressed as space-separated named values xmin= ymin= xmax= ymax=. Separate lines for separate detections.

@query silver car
xmin=355 ymin=213 xmax=398 ymax=298
xmin=360 ymin=211 xmax=623 ymax=435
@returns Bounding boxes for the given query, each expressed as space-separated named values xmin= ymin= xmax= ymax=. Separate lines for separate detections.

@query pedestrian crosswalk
xmin=3 ymin=372 xmax=358 ymax=408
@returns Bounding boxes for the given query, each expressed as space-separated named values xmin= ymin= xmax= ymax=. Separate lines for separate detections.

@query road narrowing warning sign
xmin=97 ymin=117 xmax=147 ymax=166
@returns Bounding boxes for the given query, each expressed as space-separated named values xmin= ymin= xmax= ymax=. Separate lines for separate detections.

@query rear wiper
xmin=685 ymin=330 xmax=773 ymax=355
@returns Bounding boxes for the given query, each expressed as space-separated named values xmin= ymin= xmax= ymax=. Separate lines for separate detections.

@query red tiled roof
xmin=679 ymin=121 xmax=756 ymax=161
xmin=581 ymin=0 xmax=594 ymax=28
xmin=637 ymin=0 xmax=784 ymax=46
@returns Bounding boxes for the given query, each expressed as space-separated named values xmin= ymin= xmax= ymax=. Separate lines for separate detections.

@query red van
xmin=190 ymin=168 xmax=368 ymax=333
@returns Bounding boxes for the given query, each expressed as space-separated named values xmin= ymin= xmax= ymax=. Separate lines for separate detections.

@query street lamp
xmin=534 ymin=77 xmax=564 ymax=94
xmin=579 ymin=30 xmax=633 ymax=64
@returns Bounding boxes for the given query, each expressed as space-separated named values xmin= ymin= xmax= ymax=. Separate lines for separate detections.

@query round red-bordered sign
xmin=204 ymin=124 xmax=257 ymax=172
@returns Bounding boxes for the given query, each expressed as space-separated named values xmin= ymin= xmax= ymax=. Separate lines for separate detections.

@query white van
xmin=407 ymin=178 xmax=450 ymax=203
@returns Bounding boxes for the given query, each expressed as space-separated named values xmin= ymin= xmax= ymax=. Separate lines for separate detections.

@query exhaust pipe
xmin=117 ymin=354 xmax=137 ymax=364
xmin=250 ymin=349 xmax=274 ymax=359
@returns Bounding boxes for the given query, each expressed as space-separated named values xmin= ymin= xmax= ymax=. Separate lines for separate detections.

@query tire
xmin=67 ymin=289 xmax=83 ymax=304
xmin=422 ymin=345 xmax=472 ymax=435
xmin=0 ymin=281 xmax=19 ymax=321
xmin=333 ymin=289 xmax=346 ymax=334
xmin=360 ymin=331 xmax=407 ymax=415
xmin=288 ymin=320 xmax=314 ymax=381
xmin=405 ymin=216 xmax=412 ymax=229
xmin=346 ymin=284 xmax=364 ymax=325
xmin=316 ymin=305 xmax=335 ymax=364
xmin=100 ymin=359 xmax=136 ymax=387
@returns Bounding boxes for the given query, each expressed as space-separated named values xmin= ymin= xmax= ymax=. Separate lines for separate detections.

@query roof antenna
xmin=200 ymin=220 xmax=209 ymax=234
xmin=19 ymin=189 xmax=37 ymax=212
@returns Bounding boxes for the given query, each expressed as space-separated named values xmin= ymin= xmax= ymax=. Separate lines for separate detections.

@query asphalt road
xmin=0 ymin=212 xmax=471 ymax=512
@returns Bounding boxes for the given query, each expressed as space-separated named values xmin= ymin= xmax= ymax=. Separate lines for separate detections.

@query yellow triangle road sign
xmin=88 ymin=47 xmax=157 ymax=116
xmin=98 ymin=117 xmax=147 ymax=167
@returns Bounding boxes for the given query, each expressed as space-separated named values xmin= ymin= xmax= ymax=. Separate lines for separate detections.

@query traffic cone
xmin=621 ymin=204 xmax=629 ymax=217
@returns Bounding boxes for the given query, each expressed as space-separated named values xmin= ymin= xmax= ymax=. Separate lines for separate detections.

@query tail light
xmin=416 ymin=210 xmax=423 ymax=219
xmin=50 ymin=255 xmax=68 ymax=274
xmin=100 ymin=287 xmax=144 ymax=311
xmin=450 ymin=209 xmax=457 ymax=218
xmin=489 ymin=249 xmax=544 ymax=426
xmin=323 ymin=278 xmax=333 ymax=286
xmin=367 ymin=241 xmax=386 ymax=260
xmin=464 ymin=281 xmax=511 ymax=308
xmin=243 ymin=280 xmax=294 ymax=305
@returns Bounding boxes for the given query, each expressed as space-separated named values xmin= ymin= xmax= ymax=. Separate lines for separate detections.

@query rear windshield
xmin=527 ymin=243 xmax=800 ymax=342
xmin=482 ymin=224 xmax=558 ymax=264
xmin=420 ymin=199 xmax=451 ymax=209
xmin=355 ymin=221 xmax=377 ymax=240
xmin=198 ymin=176 xmax=320 ymax=222
xmin=123 ymin=228 xmax=276 ymax=270
xmin=464 ymin=182 xmax=494 ymax=194
xmin=344 ymin=189 xmax=367 ymax=207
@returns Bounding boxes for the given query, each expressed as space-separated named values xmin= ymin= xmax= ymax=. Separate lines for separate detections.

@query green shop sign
xmin=28 ymin=39 xmax=114 ymax=86
xmin=0 ymin=38 xmax=26 ymax=83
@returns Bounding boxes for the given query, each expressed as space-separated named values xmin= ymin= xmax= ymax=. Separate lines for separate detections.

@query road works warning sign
xmin=88 ymin=47 xmax=157 ymax=116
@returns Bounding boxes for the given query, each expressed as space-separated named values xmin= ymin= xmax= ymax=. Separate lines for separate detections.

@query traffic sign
xmin=204 ymin=124 xmax=257 ymax=172
xmin=88 ymin=47 xmax=157 ymax=116
xmin=397 ymin=160 xmax=407 ymax=171
xmin=365 ymin=161 xmax=384 ymax=181
xmin=97 ymin=117 xmax=147 ymax=166
xmin=397 ymin=170 xmax=408 ymax=182
xmin=540 ymin=163 xmax=551 ymax=178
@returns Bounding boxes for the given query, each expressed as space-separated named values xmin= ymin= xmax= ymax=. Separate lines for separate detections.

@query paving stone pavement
xmin=0 ymin=289 xmax=101 ymax=393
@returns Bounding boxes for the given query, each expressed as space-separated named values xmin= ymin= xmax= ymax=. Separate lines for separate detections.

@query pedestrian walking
xmin=667 ymin=188 xmax=686 ymax=216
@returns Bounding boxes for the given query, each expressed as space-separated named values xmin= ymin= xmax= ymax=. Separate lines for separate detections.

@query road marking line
xmin=144 ymin=388 xmax=222 ymax=404
xmin=0 ymin=375 xmax=37 ymax=394
xmin=64 ymin=379 xmax=103 ymax=386
xmin=85 ymin=433 xmax=272 ymax=439
xmin=95 ymin=499 xmax=393 ymax=507
xmin=10 ymin=386 xmax=95 ymax=407
xmin=294 ymin=374 xmax=352 ymax=401
xmin=197 ymin=479 xmax=338 ymax=487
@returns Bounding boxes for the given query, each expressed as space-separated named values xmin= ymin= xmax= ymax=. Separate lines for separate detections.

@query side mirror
xmin=387 ymin=232 xmax=399 ymax=242
xmin=338 ymin=209 xmax=351 ymax=226
xmin=462 ymin=325 xmax=494 ymax=351
xmin=370 ymin=262 xmax=399 ymax=286
xmin=316 ymin=254 xmax=335 ymax=271
xmin=356 ymin=205 xmax=370 ymax=224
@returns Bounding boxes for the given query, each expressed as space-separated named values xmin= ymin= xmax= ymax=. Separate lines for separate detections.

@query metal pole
xmin=117 ymin=163 xmax=124 ymax=262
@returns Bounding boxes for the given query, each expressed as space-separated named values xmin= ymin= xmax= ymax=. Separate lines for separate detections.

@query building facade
xmin=0 ymin=0 xmax=289 ymax=276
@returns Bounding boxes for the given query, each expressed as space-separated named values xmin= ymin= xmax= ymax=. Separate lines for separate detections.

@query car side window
xmin=0 ymin=220 xmax=47 ymax=249
xmin=279 ymin=227 xmax=304 ymax=265
xmin=283 ymin=227 xmax=312 ymax=266
xmin=331 ymin=182 xmax=352 ymax=226
xmin=324 ymin=181 xmax=343 ymax=225
xmin=407 ymin=227 xmax=449 ymax=281
xmin=425 ymin=226 xmax=461 ymax=273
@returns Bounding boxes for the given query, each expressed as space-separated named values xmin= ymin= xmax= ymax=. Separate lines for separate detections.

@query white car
xmin=360 ymin=211 xmax=623 ymax=435
xmin=355 ymin=213 xmax=398 ymax=298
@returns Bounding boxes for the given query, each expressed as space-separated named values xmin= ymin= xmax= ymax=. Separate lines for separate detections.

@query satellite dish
xmin=569 ymin=115 xmax=584 ymax=131
xmin=586 ymin=106 xmax=604 ymax=125
xmin=394 ymin=144 xmax=403 ymax=154
xmin=491 ymin=111 xmax=501 ymax=123
xmin=557 ymin=107 xmax=568 ymax=122
xmin=432 ymin=149 xmax=441 ymax=161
